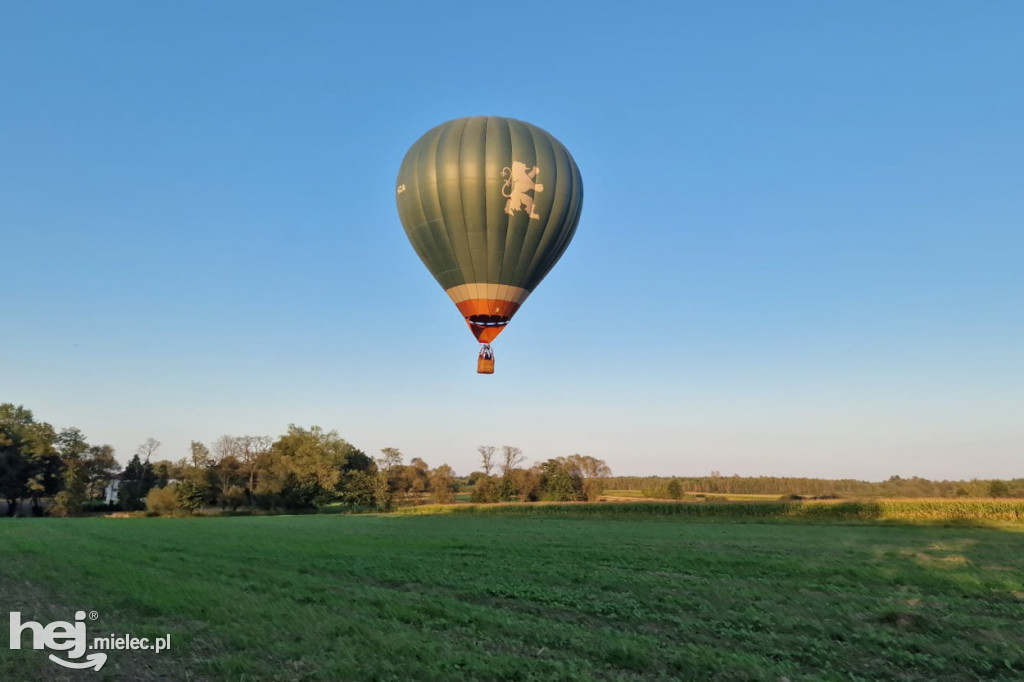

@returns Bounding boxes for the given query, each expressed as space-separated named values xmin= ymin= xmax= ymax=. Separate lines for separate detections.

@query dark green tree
xmin=666 ymin=479 xmax=683 ymax=500
xmin=119 ymin=454 xmax=157 ymax=511
xmin=988 ymin=480 xmax=1010 ymax=498
xmin=539 ymin=459 xmax=583 ymax=501
xmin=0 ymin=404 xmax=58 ymax=515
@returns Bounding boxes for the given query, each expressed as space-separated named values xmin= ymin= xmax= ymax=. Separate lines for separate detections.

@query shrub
xmin=471 ymin=477 xmax=499 ymax=503
xmin=988 ymin=480 xmax=1010 ymax=498
xmin=666 ymin=479 xmax=682 ymax=500
xmin=176 ymin=480 xmax=206 ymax=513
xmin=219 ymin=485 xmax=246 ymax=511
xmin=49 ymin=491 xmax=80 ymax=517
xmin=280 ymin=473 xmax=319 ymax=510
xmin=583 ymin=478 xmax=606 ymax=502
xmin=146 ymin=485 xmax=179 ymax=516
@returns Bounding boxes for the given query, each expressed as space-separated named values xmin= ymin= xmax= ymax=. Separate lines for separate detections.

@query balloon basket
xmin=477 ymin=344 xmax=495 ymax=374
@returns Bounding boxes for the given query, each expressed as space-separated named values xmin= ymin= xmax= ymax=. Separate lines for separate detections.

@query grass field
xmin=2 ymin=511 xmax=1023 ymax=681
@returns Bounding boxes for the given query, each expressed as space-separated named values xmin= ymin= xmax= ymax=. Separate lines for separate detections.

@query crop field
xmin=397 ymin=498 xmax=1024 ymax=523
xmin=2 ymin=510 xmax=1023 ymax=681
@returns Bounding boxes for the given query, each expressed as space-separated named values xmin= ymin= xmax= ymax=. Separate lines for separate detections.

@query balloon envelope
xmin=395 ymin=116 xmax=583 ymax=343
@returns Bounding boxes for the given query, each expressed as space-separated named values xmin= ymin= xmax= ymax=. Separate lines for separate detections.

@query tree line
xmin=0 ymin=403 xmax=611 ymax=516
xmin=6 ymin=401 xmax=1017 ymax=517
xmin=467 ymin=446 xmax=611 ymax=503
xmin=0 ymin=404 xmax=448 ymax=516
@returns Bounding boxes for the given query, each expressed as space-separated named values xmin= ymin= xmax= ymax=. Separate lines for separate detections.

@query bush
xmin=666 ymin=479 xmax=682 ymax=500
xmin=583 ymin=478 xmax=606 ymax=502
xmin=539 ymin=461 xmax=583 ymax=501
xmin=219 ymin=485 xmax=246 ymax=511
xmin=146 ymin=485 xmax=179 ymax=516
xmin=49 ymin=491 xmax=80 ymax=517
xmin=176 ymin=479 xmax=206 ymax=513
xmin=988 ymin=480 xmax=1010 ymax=498
xmin=280 ymin=473 xmax=320 ymax=510
xmin=471 ymin=476 xmax=500 ymax=503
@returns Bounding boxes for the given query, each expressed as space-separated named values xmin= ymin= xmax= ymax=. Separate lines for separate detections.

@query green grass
xmin=1 ymin=513 xmax=1023 ymax=681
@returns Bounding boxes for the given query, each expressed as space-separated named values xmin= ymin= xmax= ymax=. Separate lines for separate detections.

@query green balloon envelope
xmin=396 ymin=116 xmax=583 ymax=343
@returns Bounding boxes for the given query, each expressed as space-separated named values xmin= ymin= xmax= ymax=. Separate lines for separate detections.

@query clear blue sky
xmin=3 ymin=1 xmax=1021 ymax=480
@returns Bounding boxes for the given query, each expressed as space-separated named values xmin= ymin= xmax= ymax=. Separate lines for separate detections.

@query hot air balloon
xmin=395 ymin=116 xmax=583 ymax=373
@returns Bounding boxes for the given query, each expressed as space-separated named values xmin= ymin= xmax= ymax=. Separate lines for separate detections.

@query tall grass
xmin=393 ymin=498 xmax=1024 ymax=523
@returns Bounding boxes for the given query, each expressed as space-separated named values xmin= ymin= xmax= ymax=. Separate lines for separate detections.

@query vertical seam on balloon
xmin=429 ymin=122 xmax=462 ymax=290
xmin=421 ymin=129 xmax=458 ymax=284
xmin=521 ymin=125 xmax=563 ymax=291
xmin=539 ymin=141 xmax=577 ymax=282
xmin=484 ymin=116 xmax=500 ymax=302
xmin=559 ymin=153 xmax=584 ymax=271
xmin=475 ymin=116 xmax=489 ymax=295
xmin=450 ymin=117 xmax=477 ymax=298
xmin=501 ymin=119 xmax=522 ymax=293
xmin=545 ymin=139 xmax=576 ymax=281
xmin=496 ymin=116 xmax=514 ymax=295
xmin=509 ymin=120 xmax=540 ymax=288
xmin=409 ymin=134 xmax=443 ymax=285
xmin=541 ymin=143 xmax=582 ymax=280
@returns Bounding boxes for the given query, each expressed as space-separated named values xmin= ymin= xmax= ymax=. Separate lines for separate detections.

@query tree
xmin=175 ymin=479 xmax=206 ymax=513
xmin=564 ymin=454 xmax=611 ymax=501
xmin=0 ymin=404 xmax=58 ymax=515
xmin=255 ymin=425 xmax=368 ymax=510
xmin=988 ymin=480 xmax=1010 ymax=498
xmin=470 ymin=475 xmax=499 ymax=503
xmin=511 ymin=467 xmax=543 ymax=502
xmin=0 ymin=443 xmax=29 ymax=515
xmin=429 ymin=464 xmax=456 ymax=504
xmin=84 ymin=445 xmax=119 ymax=500
xmin=145 ymin=482 xmax=204 ymax=515
xmin=150 ymin=459 xmax=185 ymax=488
xmin=189 ymin=440 xmax=211 ymax=468
xmin=54 ymin=427 xmax=91 ymax=514
xmin=539 ymin=459 xmax=583 ymax=501
xmin=374 ymin=447 xmax=403 ymax=511
xmin=119 ymin=454 xmax=157 ymax=511
xmin=478 ymin=446 xmax=496 ymax=476
xmin=219 ymin=486 xmax=246 ymax=511
xmin=136 ymin=438 xmax=161 ymax=462
xmin=210 ymin=436 xmax=244 ymax=506
xmin=666 ymin=479 xmax=682 ymax=500
xmin=227 ymin=435 xmax=273 ymax=502
xmin=401 ymin=457 xmax=430 ymax=499
xmin=338 ymin=469 xmax=376 ymax=509
xmin=500 ymin=446 xmax=525 ymax=475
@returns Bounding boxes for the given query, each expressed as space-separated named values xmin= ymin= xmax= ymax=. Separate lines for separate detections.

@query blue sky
xmin=3 ymin=1 xmax=1021 ymax=479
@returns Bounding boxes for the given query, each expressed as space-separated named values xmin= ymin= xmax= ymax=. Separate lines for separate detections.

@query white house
xmin=104 ymin=474 xmax=123 ymax=504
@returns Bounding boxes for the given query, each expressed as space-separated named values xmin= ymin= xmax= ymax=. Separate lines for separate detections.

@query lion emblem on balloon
xmin=502 ymin=161 xmax=544 ymax=219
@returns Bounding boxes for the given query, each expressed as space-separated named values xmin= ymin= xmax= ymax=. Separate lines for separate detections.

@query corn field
xmin=394 ymin=498 xmax=1024 ymax=522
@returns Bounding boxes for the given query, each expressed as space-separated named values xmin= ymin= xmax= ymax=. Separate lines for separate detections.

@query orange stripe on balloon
xmin=455 ymin=299 xmax=521 ymax=343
